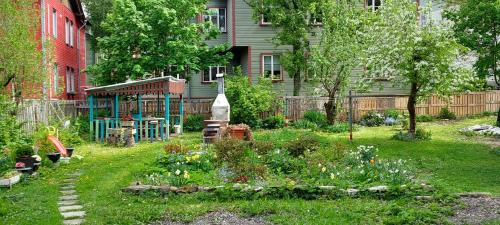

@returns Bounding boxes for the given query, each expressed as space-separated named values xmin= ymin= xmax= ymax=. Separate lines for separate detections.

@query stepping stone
xmin=59 ymin=195 xmax=78 ymax=201
xmin=58 ymin=200 xmax=79 ymax=206
xmin=61 ymin=211 xmax=86 ymax=219
xmin=63 ymin=219 xmax=85 ymax=225
xmin=61 ymin=190 xmax=76 ymax=195
xmin=61 ymin=185 xmax=76 ymax=190
xmin=59 ymin=205 xmax=83 ymax=212
xmin=63 ymin=178 xmax=77 ymax=183
xmin=67 ymin=172 xmax=82 ymax=177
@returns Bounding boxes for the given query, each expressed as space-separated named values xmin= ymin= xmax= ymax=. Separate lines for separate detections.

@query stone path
xmin=58 ymin=172 xmax=86 ymax=225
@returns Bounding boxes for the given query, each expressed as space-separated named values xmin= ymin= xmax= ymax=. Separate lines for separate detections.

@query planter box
xmin=121 ymin=121 xmax=135 ymax=127
xmin=230 ymin=128 xmax=246 ymax=140
xmin=0 ymin=173 xmax=21 ymax=188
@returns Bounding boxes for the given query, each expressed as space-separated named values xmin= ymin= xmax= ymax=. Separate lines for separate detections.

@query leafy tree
xmin=444 ymin=0 xmax=499 ymax=85
xmin=308 ymin=0 xmax=364 ymax=124
xmin=81 ymin=0 xmax=113 ymax=49
xmin=362 ymin=0 xmax=475 ymax=136
xmin=0 ymin=0 xmax=44 ymax=103
xmin=225 ymin=68 xmax=280 ymax=127
xmin=89 ymin=0 xmax=232 ymax=85
xmin=245 ymin=0 xmax=322 ymax=96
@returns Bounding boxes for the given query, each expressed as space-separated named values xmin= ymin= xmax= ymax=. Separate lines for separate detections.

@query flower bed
xmin=134 ymin=137 xmax=425 ymax=200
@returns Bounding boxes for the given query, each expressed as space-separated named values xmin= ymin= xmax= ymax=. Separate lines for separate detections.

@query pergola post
xmin=179 ymin=94 xmax=184 ymax=134
xmin=164 ymin=94 xmax=170 ymax=141
xmin=114 ymin=95 xmax=119 ymax=127
xmin=89 ymin=95 xmax=94 ymax=140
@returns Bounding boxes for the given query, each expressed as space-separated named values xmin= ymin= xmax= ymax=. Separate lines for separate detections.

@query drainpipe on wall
xmin=77 ymin=20 xmax=87 ymax=100
xmin=41 ymin=0 xmax=49 ymax=124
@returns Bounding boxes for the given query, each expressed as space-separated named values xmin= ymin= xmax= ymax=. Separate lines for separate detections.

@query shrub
xmin=0 ymin=95 xmax=26 ymax=149
xmin=437 ymin=107 xmax=456 ymax=120
xmin=262 ymin=115 xmax=285 ymax=129
xmin=306 ymin=142 xmax=348 ymax=163
xmin=213 ymin=138 xmax=249 ymax=165
xmin=416 ymin=115 xmax=434 ymax=122
xmin=156 ymin=151 xmax=214 ymax=173
xmin=0 ymin=155 xmax=13 ymax=177
xmin=13 ymin=144 xmax=34 ymax=158
xmin=164 ymin=143 xmax=186 ymax=154
xmin=360 ymin=111 xmax=385 ymax=127
xmin=266 ymin=149 xmax=305 ymax=174
xmin=291 ymin=119 xmax=318 ymax=130
xmin=303 ymin=110 xmax=327 ymax=127
xmin=384 ymin=109 xmax=400 ymax=119
xmin=392 ymin=128 xmax=432 ymax=141
xmin=250 ymin=140 xmax=275 ymax=156
xmin=225 ymin=68 xmax=280 ymax=127
xmin=184 ymin=115 xmax=204 ymax=131
xmin=284 ymin=135 xmax=320 ymax=157
xmin=323 ymin=123 xmax=350 ymax=133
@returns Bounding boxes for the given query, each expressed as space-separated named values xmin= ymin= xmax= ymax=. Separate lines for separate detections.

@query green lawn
xmin=1 ymin=117 xmax=499 ymax=224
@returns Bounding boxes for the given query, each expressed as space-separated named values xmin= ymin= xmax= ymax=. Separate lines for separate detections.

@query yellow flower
xmin=330 ymin=173 xmax=335 ymax=180
xmin=186 ymin=156 xmax=192 ymax=162
xmin=288 ymin=180 xmax=296 ymax=186
xmin=183 ymin=170 xmax=190 ymax=179
xmin=192 ymin=154 xmax=200 ymax=160
xmin=321 ymin=167 xmax=326 ymax=173
xmin=370 ymin=159 xmax=375 ymax=165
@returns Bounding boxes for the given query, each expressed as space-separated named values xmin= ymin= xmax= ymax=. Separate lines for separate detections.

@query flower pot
xmin=32 ymin=162 xmax=41 ymax=172
xmin=66 ymin=148 xmax=74 ymax=157
xmin=16 ymin=156 xmax=36 ymax=168
xmin=47 ymin=152 xmax=61 ymax=163
xmin=230 ymin=128 xmax=246 ymax=140
xmin=0 ymin=172 xmax=21 ymax=188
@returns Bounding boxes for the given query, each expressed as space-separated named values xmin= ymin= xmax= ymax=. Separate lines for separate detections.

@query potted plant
xmin=121 ymin=114 xmax=135 ymax=127
xmin=13 ymin=145 xmax=35 ymax=169
xmin=0 ymin=170 xmax=21 ymax=188
xmin=47 ymin=152 xmax=60 ymax=163
xmin=225 ymin=124 xmax=253 ymax=141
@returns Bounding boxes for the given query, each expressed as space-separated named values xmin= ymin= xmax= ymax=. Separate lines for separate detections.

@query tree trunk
xmin=407 ymin=82 xmax=418 ymax=136
xmin=325 ymin=97 xmax=338 ymax=125
xmin=291 ymin=45 xmax=301 ymax=96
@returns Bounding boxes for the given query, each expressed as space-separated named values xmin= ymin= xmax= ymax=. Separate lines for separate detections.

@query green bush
xmin=437 ymin=107 xmax=456 ymax=120
xmin=416 ymin=115 xmax=434 ymax=122
xmin=303 ymin=110 xmax=327 ymax=127
xmin=392 ymin=128 xmax=432 ymax=141
xmin=0 ymin=155 xmax=13 ymax=177
xmin=284 ymin=135 xmax=321 ymax=157
xmin=384 ymin=109 xmax=400 ymax=119
xmin=262 ymin=115 xmax=285 ymax=129
xmin=13 ymin=144 xmax=34 ymax=158
xmin=323 ymin=123 xmax=351 ymax=133
xmin=0 ymin=95 xmax=27 ymax=149
xmin=184 ymin=115 xmax=204 ymax=131
xmin=250 ymin=140 xmax=275 ymax=156
xmin=291 ymin=119 xmax=318 ymax=130
xmin=225 ymin=68 xmax=280 ymax=127
xmin=266 ymin=149 xmax=305 ymax=174
xmin=360 ymin=111 xmax=385 ymax=127
xmin=214 ymin=138 xmax=249 ymax=166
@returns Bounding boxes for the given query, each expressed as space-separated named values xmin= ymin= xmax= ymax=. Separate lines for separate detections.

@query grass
xmin=1 ymin=117 xmax=499 ymax=224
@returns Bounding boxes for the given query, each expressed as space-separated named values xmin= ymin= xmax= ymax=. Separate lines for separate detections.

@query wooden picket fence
xmin=15 ymin=91 xmax=500 ymax=133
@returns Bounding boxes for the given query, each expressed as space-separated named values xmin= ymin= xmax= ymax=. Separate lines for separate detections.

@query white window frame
xmin=66 ymin=67 xmax=75 ymax=94
xmin=204 ymin=8 xmax=227 ymax=33
xmin=53 ymin=63 xmax=58 ymax=94
xmin=367 ymin=0 xmax=382 ymax=11
xmin=52 ymin=8 xmax=57 ymax=38
xmin=262 ymin=54 xmax=282 ymax=80
xmin=203 ymin=66 xmax=226 ymax=83
xmin=70 ymin=21 xmax=74 ymax=47
xmin=65 ymin=17 xmax=70 ymax=45
xmin=261 ymin=14 xmax=271 ymax=25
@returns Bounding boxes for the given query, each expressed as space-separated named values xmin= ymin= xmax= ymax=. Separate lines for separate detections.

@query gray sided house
xmin=184 ymin=0 xmax=445 ymax=99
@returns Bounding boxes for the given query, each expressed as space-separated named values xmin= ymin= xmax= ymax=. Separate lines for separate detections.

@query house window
xmin=70 ymin=21 xmax=74 ymax=47
xmin=52 ymin=9 xmax=57 ymax=38
xmin=310 ymin=11 xmax=323 ymax=25
xmin=204 ymin=8 xmax=226 ymax=32
xmin=262 ymin=54 xmax=282 ymax=80
xmin=367 ymin=0 xmax=382 ymax=11
xmin=53 ymin=63 xmax=58 ymax=94
xmin=203 ymin=66 xmax=226 ymax=83
xmin=66 ymin=66 xmax=75 ymax=94
xmin=65 ymin=18 xmax=70 ymax=45
xmin=261 ymin=13 xmax=271 ymax=25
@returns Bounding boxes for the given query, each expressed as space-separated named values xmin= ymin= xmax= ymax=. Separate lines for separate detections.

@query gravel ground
xmin=151 ymin=210 xmax=268 ymax=225
xmin=449 ymin=197 xmax=500 ymax=225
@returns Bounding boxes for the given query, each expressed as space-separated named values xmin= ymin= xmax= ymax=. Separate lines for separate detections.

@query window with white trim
xmin=65 ymin=17 xmax=70 ymax=45
xmin=70 ymin=21 xmax=74 ymax=47
xmin=66 ymin=66 xmax=75 ymax=94
xmin=310 ymin=11 xmax=323 ymax=25
xmin=367 ymin=0 xmax=382 ymax=11
xmin=53 ymin=63 xmax=58 ymax=94
xmin=262 ymin=55 xmax=282 ymax=80
xmin=52 ymin=9 xmax=57 ymax=38
xmin=203 ymin=66 xmax=226 ymax=82
xmin=204 ymin=8 xmax=226 ymax=32
xmin=261 ymin=13 xmax=271 ymax=24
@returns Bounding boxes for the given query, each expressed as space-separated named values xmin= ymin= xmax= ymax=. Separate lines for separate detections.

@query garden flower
xmin=192 ymin=154 xmax=200 ymax=160
xmin=186 ymin=156 xmax=192 ymax=162
xmin=370 ymin=159 xmax=375 ymax=165
xmin=175 ymin=169 xmax=181 ymax=175
xmin=330 ymin=173 xmax=335 ymax=180
xmin=167 ymin=172 xmax=171 ymax=177
xmin=183 ymin=170 xmax=190 ymax=179
xmin=318 ymin=163 xmax=322 ymax=168
xmin=321 ymin=167 xmax=326 ymax=173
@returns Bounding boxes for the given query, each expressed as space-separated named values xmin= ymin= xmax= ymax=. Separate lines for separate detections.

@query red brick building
xmin=39 ymin=0 xmax=88 ymax=100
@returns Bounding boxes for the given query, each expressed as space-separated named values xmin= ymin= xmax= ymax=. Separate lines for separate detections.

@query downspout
xmin=77 ymin=20 xmax=88 ymax=100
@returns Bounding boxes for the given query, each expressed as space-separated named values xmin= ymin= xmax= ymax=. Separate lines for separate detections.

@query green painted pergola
xmin=85 ymin=76 xmax=186 ymax=142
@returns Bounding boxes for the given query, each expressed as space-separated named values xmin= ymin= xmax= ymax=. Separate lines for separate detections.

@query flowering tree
xmin=308 ymin=0 xmax=365 ymax=124
xmin=361 ymin=0 xmax=475 ymax=136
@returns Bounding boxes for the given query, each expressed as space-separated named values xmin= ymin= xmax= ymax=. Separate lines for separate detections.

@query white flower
xmin=175 ymin=169 xmax=181 ymax=175
xmin=321 ymin=167 xmax=326 ymax=173
xmin=330 ymin=173 xmax=335 ymax=179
